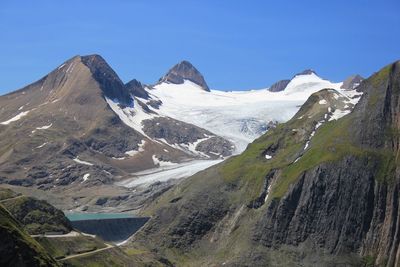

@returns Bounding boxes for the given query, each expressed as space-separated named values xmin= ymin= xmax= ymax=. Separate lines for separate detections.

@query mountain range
xmin=4 ymin=53 xmax=400 ymax=266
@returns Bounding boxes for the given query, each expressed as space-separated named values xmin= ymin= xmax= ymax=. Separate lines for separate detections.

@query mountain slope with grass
xmin=131 ymin=60 xmax=400 ymax=266
xmin=0 ymin=203 xmax=59 ymax=266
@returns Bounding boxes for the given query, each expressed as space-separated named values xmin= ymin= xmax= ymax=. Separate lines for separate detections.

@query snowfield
xmin=147 ymin=73 xmax=343 ymax=152
xmin=109 ymin=72 xmax=363 ymax=187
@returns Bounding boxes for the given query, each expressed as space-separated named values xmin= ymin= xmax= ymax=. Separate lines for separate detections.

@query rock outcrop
xmin=341 ymin=74 xmax=363 ymax=90
xmin=158 ymin=60 xmax=210 ymax=91
xmin=125 ymin=79 xmax=149 ymax=99
xmin=268 ymin=79 xmax=290 ymax=92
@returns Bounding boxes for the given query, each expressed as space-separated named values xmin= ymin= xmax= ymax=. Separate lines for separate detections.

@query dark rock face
xmin=81 ymin=54 xmax=132 ymax=105
xmin=142 ymin=117 xmax=234 ymax=158
xmin=159 ymin=60 xmax=210 ymax=91
xmin=269 ymin=79 xmax=290 ymax=92
xmin=341 ymin=74 xmax=363 ymax=90
xmin=195 ymin=136 xmax=233 ymax=157
xmin=294 ymin=69 xmax=317 ymax=76
xmin=146 ymin=99 xmax=163 ymax=109
xmin=84 ymin=116 xmax=143 ymax=158
xmin=125 ymin=79 xmax=149 ymax=99
xmin=254 ymin=156 xmax=376 ymax=253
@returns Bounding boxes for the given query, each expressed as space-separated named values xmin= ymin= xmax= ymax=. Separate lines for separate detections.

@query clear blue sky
xmin=0 ymin=0 xmax=399 ymax=94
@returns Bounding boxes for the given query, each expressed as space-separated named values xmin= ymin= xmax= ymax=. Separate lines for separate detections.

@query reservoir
xmin=65 ymin=212 xmax=149 ymax=244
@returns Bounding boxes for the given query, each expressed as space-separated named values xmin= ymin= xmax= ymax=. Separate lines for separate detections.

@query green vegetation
xmin=0 ymin=204 xmax=59 ymax=266
xmin=35 ymin=235 xmax=107 ymax=260
xmin=2 ymin=196 xmax=72 ymax=235
xmin=64 ymin=247 xmax=166 ymax=267
xmin=0 ymin=187 xmax=20 ymax=200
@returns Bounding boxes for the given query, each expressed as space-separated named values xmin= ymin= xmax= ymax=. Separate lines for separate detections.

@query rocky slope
xmin=158 ymin=60 xmax=210 ymax=91
xmin=130 ymin=60 xmax=400 ymax=266
xmin=0 ymin=55 xmax=234 ymax=209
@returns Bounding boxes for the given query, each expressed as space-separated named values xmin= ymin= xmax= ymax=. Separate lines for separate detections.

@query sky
xmin=0 ymin=0 xmax=399 ymax=94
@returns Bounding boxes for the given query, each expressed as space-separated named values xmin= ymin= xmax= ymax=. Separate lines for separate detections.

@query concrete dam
xmin=66 ymin=213 xmax=149 ymax=243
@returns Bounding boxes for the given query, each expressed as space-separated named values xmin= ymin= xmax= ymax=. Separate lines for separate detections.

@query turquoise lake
xmin=65 ymin=212 xmax=136 ymax=221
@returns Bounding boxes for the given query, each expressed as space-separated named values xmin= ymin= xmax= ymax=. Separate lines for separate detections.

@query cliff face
xmin=132 ymin=61 xmax=400 ymax=266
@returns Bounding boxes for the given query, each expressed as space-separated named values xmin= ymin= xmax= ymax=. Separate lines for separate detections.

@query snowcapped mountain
xmin=137 ymin=67 xmax=348 ymax=152
xmin=0 ymin=55 xmax=234 ymax=192
xmin=0 ymin=54 xmax=362 ymax=209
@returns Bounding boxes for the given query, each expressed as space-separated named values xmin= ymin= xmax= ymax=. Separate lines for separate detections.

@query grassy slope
xmin=2 ymin=194 xmax=72 ymax=235
xmin=0 ymin=204 xmax=59 ymax=266
xmin=35 ymin=235 xmax=107 ymax=260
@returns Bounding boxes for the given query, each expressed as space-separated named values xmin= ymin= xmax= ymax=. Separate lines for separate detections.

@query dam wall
xmin=70 ymin=217 xmax=149 ymax=243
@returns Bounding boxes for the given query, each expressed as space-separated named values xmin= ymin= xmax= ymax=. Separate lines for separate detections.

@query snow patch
xmin=36 ymin=142 xmax=48 ymax=149
xmin=73 ymin=158 xmax=94 ymax=166
xmin=36 ymin=123 xmax=52 ymax=130
xmin=125 ymin=140 xmax=146 ymax=156
xmin=265 ymin=154 xmax=272 ymax=160
xmin=318 ymin=99 xmax=327 ymax=105
xmin=82 ymin=173 xmax=90 ymax=182
xmin=264 ymin=183 xmax=273 ymax=202
xmin=0 ymin=110 xmax=30 ymax=125
xmin=152 ymin=155 xmax=176 ymax=167
xmin=329 ymin=109 xmax=351 ymax=121
xmin=105 ymin=97 xmax=157 ymax=137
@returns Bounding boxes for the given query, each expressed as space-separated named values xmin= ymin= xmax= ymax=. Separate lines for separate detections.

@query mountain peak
xmin=158 ymin=60 xmax=210 ymax=91
xmin=340 ymin=74 xmax=364 ymax=90
xmin=269 ymin=69 xmax=320 ymax=92
xmin=125 ymin=79 xmax=149 ymax=99
xmin=80 ymin=54 xmax=132 ymax=104
xmin=294 ymin=69 xmax=317 ymax=77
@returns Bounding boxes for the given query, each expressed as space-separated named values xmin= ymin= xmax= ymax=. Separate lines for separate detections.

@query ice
xmin=73 ymin=158 xmax=94 ymax=166
xmin=149 ymin=77 xmax=342 ymax=153
xmin=119 ymin=159 xmax=223 ymax=187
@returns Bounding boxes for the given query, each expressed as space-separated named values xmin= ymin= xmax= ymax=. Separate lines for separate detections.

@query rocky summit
xmin=158 ymin=60 xmax=210 ymax=91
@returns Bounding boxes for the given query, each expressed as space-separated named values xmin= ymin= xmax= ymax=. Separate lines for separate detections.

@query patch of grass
xmin=35 ymin=235 xmax=107 ymax=259
xmin=124 ymin=247 xmax=146 ymax=256
xmin=0 ymin=187 xmax=20 ymax=200
xmin=362 ymin=255 xmax=376 ymax=267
